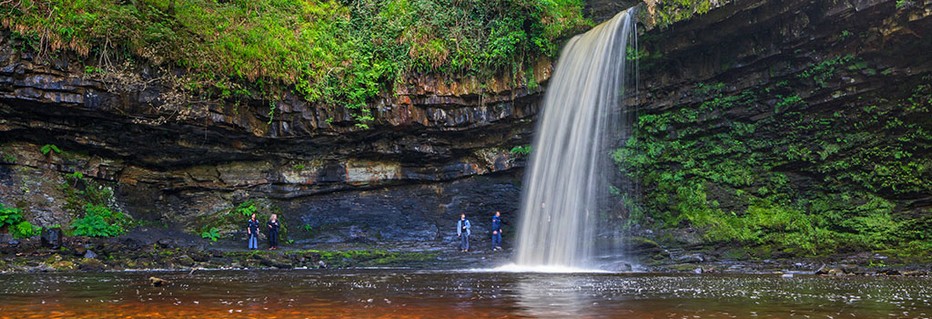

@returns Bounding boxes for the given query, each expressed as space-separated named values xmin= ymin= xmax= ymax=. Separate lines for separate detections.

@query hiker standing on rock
xmin=247 ymin=213 xmax=260 ymax=250
xmin=491 ymin=211 xmax=503 ymax=251
xmin=267 ymin=213 xmax=280 ymax=250
xmin=457 ymin=213 xmax=471 ymax=253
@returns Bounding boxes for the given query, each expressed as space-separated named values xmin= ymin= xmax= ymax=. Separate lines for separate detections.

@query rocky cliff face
xmin=0 ymin=34 xmax=549 ymax=243
xmin=0 ymin=0 xmax=928 ymax=253
xmin=619 ymin=0 xmax=931 ymax=256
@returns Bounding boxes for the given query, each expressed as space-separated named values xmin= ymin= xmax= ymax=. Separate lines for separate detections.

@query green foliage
xmin=2 ymin=0 xmax=589 ymax=127
xmin=840 ymin=30 xmax=852 ymax=40
xmin=615 ymin=75 xmax=932 ymax=257
xmin=0 ymin=203 xmax=40 ymax=239
xmin=71 ymin=204 xmax=130 ymax=237
xmin=234 ymin=200 xmax=258 ymax=218
xmin=649 ymin=0 xmax=721 ymax=28
xmin=200 ymin=227 xmax=221 ymax=242
xmin=510 ymin=145 xmax=533 ymax=156
xmin=59 ymin=169 xmax=131 ymax=237
xmin=39 ymin=144 xmax=61 ymax=155
xmin=774 ymin=94 xmax=804 ymax=113
xmin=798 ymin=55 xmax=854 ymax=88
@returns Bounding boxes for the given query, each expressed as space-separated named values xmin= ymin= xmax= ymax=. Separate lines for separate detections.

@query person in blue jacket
xmin=491 ymin=211 xmax=503 ymax=251
xmin=457 ymin=213 xmax=471 ymax=252
xmin=246 ymin=213 xmax=260 ymax=250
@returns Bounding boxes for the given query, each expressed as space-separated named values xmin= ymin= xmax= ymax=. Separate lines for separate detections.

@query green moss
xmin=648 ymin=0 xmax=721 ymax=28
xmin=615 ymin=74 xmax=932 ymax=257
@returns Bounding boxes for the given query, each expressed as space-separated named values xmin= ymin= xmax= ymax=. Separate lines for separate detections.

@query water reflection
xmin=514 ymin=274 xmax=593 ymax=318
xmin=1 ymin=270 xmax=931 ymax=318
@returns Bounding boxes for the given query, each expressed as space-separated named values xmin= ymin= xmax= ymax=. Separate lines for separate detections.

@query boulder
xmin=72 ymin=245 xmax=87 ymax=257
xmin=40 ymin=227 xmax=62 ymax=249
xmin=156 ymin=238 xmax=175 ymax=249
xmin=83 ymin=250 xmax=98 ymax=259
xmin=78 ymin=258 xmax=106 ymax=271
xmin=174 ymin=255 xmax=195 ymax=267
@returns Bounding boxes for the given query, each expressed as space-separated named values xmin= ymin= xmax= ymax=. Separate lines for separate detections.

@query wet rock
xmin=72 ymin=245 xmax=87 ymax=257
xmin=189 ymin=251 xmax=211 ymax=262
xmin=83 ymin=250 xmax=98 ymax=259
xmin=40 ymin=227 xmax=62 ymax=249
xmin=52 ymin=260 xmax=76 ymax=271
xmin=174 ymin=255 xmax=195 ymax=267
xmin=208 ymin=250 xmax=224 ymax=258
xmin=902 ymin=270 xmax=928 ymax=277
xmin=148 ymin=276 xmax=169 ymax=287
xmin=877 ymin=269 xmax=900 ymax=276
xmin=156 ymin=239 xmax=175 ymax=249
xmin=675 ymin=253 xmax=706 ymax=263
xmin=258 ymin=254 xmax=293 ymax=269
xmin=840 ymin=264 xmax=861 ymax=275
xmin=8 ymin=239 xmax=20 ymax=247
xmin=78 ymin=258 xmax=105 ymax=271
xmin=823 ymin=268 xmax=846 ymax=276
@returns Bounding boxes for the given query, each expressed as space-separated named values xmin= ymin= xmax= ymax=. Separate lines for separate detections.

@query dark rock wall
xmin=0 ymin=33 xmax=542 ymax=240
xmin=617 ymin=0 xmax=931 ymax=254
xmin=0 ymin=0 xmax=926 ymax=251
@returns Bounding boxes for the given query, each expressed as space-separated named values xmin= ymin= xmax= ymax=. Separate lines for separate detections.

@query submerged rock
xmin=148 ymin=276 xmax=169 ymax=287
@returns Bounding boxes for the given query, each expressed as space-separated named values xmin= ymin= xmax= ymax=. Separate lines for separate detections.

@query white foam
xmin=477 ymin=263 xmax=613 ymax=274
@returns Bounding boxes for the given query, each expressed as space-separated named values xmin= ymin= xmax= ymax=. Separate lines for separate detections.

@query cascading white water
xmin=514 ymin=8 xmax=637 ymax=268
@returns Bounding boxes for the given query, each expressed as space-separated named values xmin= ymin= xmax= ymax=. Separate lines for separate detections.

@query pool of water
xmin=1 ymin=269 xmax=930 ymax=318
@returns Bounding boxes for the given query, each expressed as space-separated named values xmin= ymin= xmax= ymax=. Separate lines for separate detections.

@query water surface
xmin=1 ymin=270 xmax=930 ymax=318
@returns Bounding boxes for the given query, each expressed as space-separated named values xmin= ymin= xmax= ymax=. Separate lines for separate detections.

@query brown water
xmin=1 ymin=270 xmax=930 ymax=318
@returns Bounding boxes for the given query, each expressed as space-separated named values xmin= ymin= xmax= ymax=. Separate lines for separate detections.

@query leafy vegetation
xmin=1 ymin=0 xmax=590 ymax=128
xmin=0 ymin=203 xmax=40 ymax=239
xmin=200 ymin=227 xmax=221 ymax=242
xmin=39 ymin=144 xmax=61 ymax=155
xmin=615 ymin=70 xmax=932 ymax=257
xmin=197 ymin=199 xmax=290 ymax=242
xmin=509 ymin=144 xmax=533 ymax=156
xmin=647 ymin=0 xmax=723 ymax=28
xmin=71 ymin=203 xmax=131 ymax=237
xmin=60 ymin=171 xmax=132 ymax=237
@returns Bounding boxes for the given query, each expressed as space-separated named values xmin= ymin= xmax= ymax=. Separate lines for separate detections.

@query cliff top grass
xmin=1 ymin=0 xmax=590 ymax=126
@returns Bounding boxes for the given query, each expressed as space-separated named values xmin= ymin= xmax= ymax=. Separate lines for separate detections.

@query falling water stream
xmin=514 ymin=8 xmax=637 ymax=268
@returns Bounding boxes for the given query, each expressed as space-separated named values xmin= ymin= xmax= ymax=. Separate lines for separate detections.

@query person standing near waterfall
xmin=267 ymin=214 xmax=280 ymax=250
xmin=457 ymin=213 xmax=471 ymax=252
xmin=491 ymin=211 xmax=503 ymax=251
xmin=246 ymin=213 xmax=260 ymax=250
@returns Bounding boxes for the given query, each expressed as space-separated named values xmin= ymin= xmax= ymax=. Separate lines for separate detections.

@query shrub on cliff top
xmin=1 ymin=0 xmax=590 ymax=127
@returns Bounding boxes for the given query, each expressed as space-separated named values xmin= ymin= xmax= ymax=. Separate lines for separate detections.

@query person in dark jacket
xmin=267 ymin=214 xmax=280 ymax=250
xmin=246 ymin=213 xmax=260 ymax=250
xmin=456 ymin=213 xmax=471 ymax=252
xmin=491 ymin=211 xmax=503 ymax=251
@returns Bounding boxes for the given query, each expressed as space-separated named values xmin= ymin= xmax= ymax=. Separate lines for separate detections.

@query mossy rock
xmin=174 ymin=255 xmax=195 ymax=267
xmin=51 ymin=260 xmax=76 ymax=271
xmin=78 ymin=258 xmax=106 ymax=271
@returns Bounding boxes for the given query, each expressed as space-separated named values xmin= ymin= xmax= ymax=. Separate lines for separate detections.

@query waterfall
xmin=514 ymin=8 xmax=637 ymax=268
